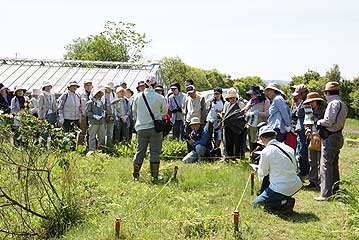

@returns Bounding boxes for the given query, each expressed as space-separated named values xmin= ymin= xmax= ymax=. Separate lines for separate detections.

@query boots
xmin=150 ymin=163 xmax=161 ymax=182
xmin=133 ymin=163 xmax=142 ymax=181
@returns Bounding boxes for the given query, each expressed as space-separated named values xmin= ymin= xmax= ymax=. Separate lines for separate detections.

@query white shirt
xmin=206 ymin=99 xmax=224 ymax=122
xmin=258 ymin=139 xmax=302 ymax=196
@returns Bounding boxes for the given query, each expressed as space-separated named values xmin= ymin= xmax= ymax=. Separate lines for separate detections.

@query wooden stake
xmin=250 ymin=172 xmax=255 ymax=196
xmin=233 ymin=210 xmax=239 ymax=236
xmin=115 ymin=218 xmax=121 ymax=238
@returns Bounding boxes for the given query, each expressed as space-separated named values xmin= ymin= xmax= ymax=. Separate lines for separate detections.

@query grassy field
xmin=53 ymin=119 xmax=359 ymax=240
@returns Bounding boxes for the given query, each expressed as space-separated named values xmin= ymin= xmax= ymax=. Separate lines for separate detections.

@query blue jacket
xmin=268 ymin=94 xmax=291 ymax=133
xmin=190 ymin=127 xmax=211 ymax=149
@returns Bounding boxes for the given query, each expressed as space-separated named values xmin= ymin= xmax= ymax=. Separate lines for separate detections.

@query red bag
xmin=285 ymin=132 xmax=297 ymax=149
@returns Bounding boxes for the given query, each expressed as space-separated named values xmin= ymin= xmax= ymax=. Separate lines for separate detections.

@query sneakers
xmin=314 ymin=196 xmax=329 ymax=201
xmin=283 ymin=198 xmax=295 ymax=214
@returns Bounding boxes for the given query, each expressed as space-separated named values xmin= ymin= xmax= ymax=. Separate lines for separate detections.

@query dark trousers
xmin=274 ymin=128 xmax=286 ymax=142
xmin=63 ymin=119 xmax=80 ymax=133
xmin=173 ymin=120 xmax=185 ymax=139
xmin=185 ymin=123 xmax=192 ymax=152
xmin=296 ymin=129 xmax=309 ymax=176
xmin=114 ymin=120 xmax=128 ymax=142
xmin=224 ymin=127 xmax=243 ymax=158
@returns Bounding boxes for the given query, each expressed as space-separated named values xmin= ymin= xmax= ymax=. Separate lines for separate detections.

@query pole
xmin=233 ymin=210 xmax=239 ymax=237
xmin=250 ymin=172 xmax=255 ymax=196
xmin=115 ymin=218 xmax=121 ymax=238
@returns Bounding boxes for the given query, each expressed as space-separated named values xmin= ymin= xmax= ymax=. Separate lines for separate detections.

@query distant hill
xmin=264 ymin=80 xmax=290 ymax=86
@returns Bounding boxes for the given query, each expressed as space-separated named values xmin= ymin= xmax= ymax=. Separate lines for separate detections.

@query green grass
xmin=48 ymin=119 xmax=359 ymax=240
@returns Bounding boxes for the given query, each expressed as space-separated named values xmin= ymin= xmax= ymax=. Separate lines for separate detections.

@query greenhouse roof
xmin=0 ymin=58 xmax=162 ymax=94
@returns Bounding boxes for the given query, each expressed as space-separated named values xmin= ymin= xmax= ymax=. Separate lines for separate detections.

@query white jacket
xmin=258 ymin=139 xmax=302 ymax=196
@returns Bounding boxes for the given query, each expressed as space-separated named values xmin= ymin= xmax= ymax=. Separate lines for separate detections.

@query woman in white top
xmin=206 ymin=87 xmax=224 ymax=148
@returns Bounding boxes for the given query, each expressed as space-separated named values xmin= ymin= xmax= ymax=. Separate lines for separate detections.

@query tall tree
xmin=325 ymin=64 xmax=341 ymax=82
xmin=64 ymin=21 xmax=150 ymax=62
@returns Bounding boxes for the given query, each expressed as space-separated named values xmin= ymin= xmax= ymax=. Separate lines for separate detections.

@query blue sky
xmin=1 ymin=0 xmax=359 ymax=80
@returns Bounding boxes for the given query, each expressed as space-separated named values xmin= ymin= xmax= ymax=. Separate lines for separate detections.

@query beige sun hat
xmin=41 ymin=80 xmax=52 ymax=89
xmin=116 ymin=87 xmax=126 ymax=94
xmin=324 ymin=81 xmax=340 ymax=91
xmin=225 ymin=88 xmax=238 ymax=99
xmin=92 ymin=87 xmax=104 ymax=98
xmin=104 ymin=82 xmax=115 ymax=90
xmin=265 ymin=83 xmax=285 ymax=95
xmin=292 ymin=84 xmax=308 ymax=97
xmin=303 ymin=92 xmax=325 ymax=104
xmin=14 ymin=85 xmax=26 ymax=94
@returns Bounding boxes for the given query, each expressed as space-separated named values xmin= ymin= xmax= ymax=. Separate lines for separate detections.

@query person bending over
xmin=182 ymin=117 xmax=211 ymax=163
xmin=252 ymin=126 xmax=302 ymax=214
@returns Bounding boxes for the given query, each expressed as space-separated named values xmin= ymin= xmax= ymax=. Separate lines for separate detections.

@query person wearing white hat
xmin=182 ymin=117 xmax=211 ymax=163
xmin=29 ymin=89 xmax=41 ymax=117
xmin=101 ymin=82 xmax=116 ymax=146
xmin=222 ymin=88 xmax=246 ymax=161
xmin=252 ymin=125 xmax=302 ymax=214
xmin=0 ymin=83 xmax=13 ymax=114
xmin=264 ymin=83 xmax=292 ymax=142
xmin=86 ymin=88 xmax=106 ymax=151
xmin=57 ymin=80 xmax=82 ymax=132
xmin=38 ymin=80 xmax=57 ymax=124
xmin=78 ymin=80 xmax=94 ymax=146
xmin=112 ymin=87 xmax=131 ymax=142
xmin=10 ymin=86 xmax=29 ymax=114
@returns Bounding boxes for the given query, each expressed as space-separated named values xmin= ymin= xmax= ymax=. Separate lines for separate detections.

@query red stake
xmin=115 ymin=218 xmax=121 ymax=238
xmin=233 ymin=210 xmax=239 ymax=234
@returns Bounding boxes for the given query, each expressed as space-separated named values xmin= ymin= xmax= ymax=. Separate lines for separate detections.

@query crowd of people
xmin=0 ymin=74 xmax=348 ymax=214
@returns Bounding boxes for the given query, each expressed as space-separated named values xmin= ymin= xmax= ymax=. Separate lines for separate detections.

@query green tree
xmin=160 ymin=57 xmax=232 ymax=91
xmin=325 ymin=64 xmax=341 ymax=82
xmin=64 ymin=21 xmax=150 ymax=62
xmin=233 ymin=76 xmax=265 ymax=99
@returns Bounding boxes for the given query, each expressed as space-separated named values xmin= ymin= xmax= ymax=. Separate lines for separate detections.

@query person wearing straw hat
xmin=57 ymin=80 xmax=82 ymax=132
xmin=303 ymin=92 xmax=326 ymax=190
xmin=78 ymin=80 xmax=93 ymax=146
xmin=10 ymin=85 xmax=29 ymax=114
xmin=252 ymin=125 xmax=302 ymax=214
xmin=101 ymin=82 xmax=116 ymax=146
xmin=222 ymin=88 xmax=246 ymax=161
xmin=112 ymin=87 xmax=131 ymax=142
xmin=168 ymin=82 xmax=185 ymax=140
xmin=29 ymin=89 xmax=41 ymax=117
xmin=86 ymin=87 xmax=106 ymax=151
xmin=132 ymin=73 xmax=167 ymax=182
xmin=315 ymin=82 xmax=348 ymax=201
xmin=38 ymin=80 xmax=57 ymax=125
xmin=264 ymin=83 xmax=292 ymax=142
xmin=182 ymin=117 xmax=211 ymax=163
xmin=292 ymin=84 xmax=310 ymax=180
xmin=0 ymin=83 xmax=14 ymax=114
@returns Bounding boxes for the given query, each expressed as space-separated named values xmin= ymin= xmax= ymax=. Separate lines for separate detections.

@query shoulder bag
xmin=142 ymin=93 xmax=164 ymax=133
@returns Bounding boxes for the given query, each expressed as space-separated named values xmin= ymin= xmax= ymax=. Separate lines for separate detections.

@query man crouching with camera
xmin=182 ymin=117 xmax=212 ymax=163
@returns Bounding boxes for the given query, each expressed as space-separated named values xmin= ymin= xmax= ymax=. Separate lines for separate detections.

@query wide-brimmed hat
xmin=41 ymin=80 xmax=52 ymax=89
xmin=67 ymin=80 xmax=80 ymax=88
xmin=104 ymin=82 xmax=115 ymax=90
xmin=189 ymin=117 xmax=201 ymax=126
xmin=292 ymin=84 xmax=308 ymax=97
xmin=155 ymin=85 xmax=164 ymax=91
xmin=186 ymin=85 xmax=196 ymax=94
xmin=303 ymin=92 xmax=325 ymax=104
xmin=246 ymin=85 xmax=261 ymax=96
xmin=14 ymin=85 xmax=26 ymax=94
xmin=116 ymin=87 xmax=126 ymax=94
xmin=92 ymin=87 xmax=104 ymax=97
xmin=324 ymin=81 xmax=339 ymax=91
xmin=170 ymin=83 xmax=179 ymax=89
xmin=0 ymin=83 xmax=8 ymax=92
xmin=136 ymin=81 xmax=146 ymax=90
xmin=32 ymin=88 xmax=41 ymax=96
xmin=83 ymin=80 xmax=93 ymax=84
xmin=265 ymin=83 xmax=285 ymax=95
xmin=258 ymin=125 xmax=276 ymax=137
xmin=225 ymin=88 xmax=238 ymax=99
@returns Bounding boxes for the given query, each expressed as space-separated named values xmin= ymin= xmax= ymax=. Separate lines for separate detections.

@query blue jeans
xmin=296 ymin=129 xmax=309 ymax=176
xmin=252 ymin=187 xmax=290 ymax=209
